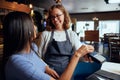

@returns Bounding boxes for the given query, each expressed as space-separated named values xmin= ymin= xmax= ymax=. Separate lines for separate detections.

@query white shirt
xmin=38 ymin=29 xmax=83 ymax=57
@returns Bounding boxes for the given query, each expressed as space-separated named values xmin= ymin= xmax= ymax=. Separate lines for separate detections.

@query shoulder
xmin=6 ymin=54 xmax=50 ymax=80
xmin=6 ymin=54 xmax=32 ymax=73
xmin=7 ymin=54 xmax=34 ymax=72
xmin=40 ymin=30 xmax=52 ymax=41
xmin=11 ymin=54 xmax=26 ymax=61
xmin=41 ymin=30 xmax=51 ymax=36
xmin=9 ymin=54 xmax=30 ymax=65
xmin=67 ymin=29 xmax=78 ymax=37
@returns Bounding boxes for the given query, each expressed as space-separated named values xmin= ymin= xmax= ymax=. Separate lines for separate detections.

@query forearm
xmin=58 ymin=51 xmax=81 ymax=80
xmin=54 ymin=45 xmax=94 ymax=80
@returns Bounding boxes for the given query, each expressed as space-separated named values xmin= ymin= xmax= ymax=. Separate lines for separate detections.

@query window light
xmin=109 ymin=0 xmax=120 ymax=3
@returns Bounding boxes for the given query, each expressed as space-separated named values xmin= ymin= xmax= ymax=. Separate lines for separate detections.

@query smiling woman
xmin=36 ymin=4 xmax=100 ymax=80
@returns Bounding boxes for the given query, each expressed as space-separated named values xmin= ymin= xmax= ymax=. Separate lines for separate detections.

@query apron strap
xmin=65 ymin=30 xmax=70 ymax=42
xmin=49 ymin=31 xmax=54 ymax=42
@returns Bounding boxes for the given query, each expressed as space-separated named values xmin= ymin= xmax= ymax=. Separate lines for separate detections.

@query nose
xmin=54 ymin=17 xmax=58 ymax=21
xmin=52 ymin=17 xmax=58 ymax=21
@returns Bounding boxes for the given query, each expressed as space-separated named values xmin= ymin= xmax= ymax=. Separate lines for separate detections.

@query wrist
xmin=74 ymin=51 xmax=81 ymax=58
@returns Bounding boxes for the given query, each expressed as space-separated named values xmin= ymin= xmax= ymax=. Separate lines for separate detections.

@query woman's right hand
xmin=76 ymin=45 xmax=94 ymax=57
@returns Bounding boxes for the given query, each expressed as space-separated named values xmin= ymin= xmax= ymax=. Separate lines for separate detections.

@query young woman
xmin=38 ymin=4 xmax=94 ymax=77
xmin=3 ymin=11 xmax=94 ymax=80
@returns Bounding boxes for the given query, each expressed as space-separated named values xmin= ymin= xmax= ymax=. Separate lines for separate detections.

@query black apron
xmin=44 ymin=30 xmax=74 ymax=75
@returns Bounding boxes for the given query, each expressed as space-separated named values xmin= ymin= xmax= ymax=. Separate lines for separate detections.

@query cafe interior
xmin=0 ymin=0 xmax=120 ymax=80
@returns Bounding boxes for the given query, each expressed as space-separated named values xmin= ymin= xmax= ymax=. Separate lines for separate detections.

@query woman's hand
xmin=83 ymin=55 xmax=94 ymax=63
xmin=45 ymin=66 xmax=59 ymax=79
xmin=83 ymin=45 xmax=94 ymax=62
xmin=76 ymin=45 xmax=94 ymax=58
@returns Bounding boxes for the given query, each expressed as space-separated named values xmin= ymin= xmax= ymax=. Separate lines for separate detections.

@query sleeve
xmin=69 ymin=31 xmax=86 ymax=61
xmin=70 ymin=30 xmax=84 ymax=50
xmin=11 ymin=55 xmax=51 ymax=80
xmin=38 ymin=31 xmax=51 ymax=58
xmin=38 ymin=32 xmax=46 ymax=57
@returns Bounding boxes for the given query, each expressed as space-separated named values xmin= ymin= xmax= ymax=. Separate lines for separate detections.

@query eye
xmin=51 ymin=14 xmax=63 ymax=20
xmin=56 ymin=14 xmax=63 ymax=17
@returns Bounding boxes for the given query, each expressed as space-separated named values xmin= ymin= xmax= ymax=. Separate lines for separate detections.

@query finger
xmin=52 ymin=71 xmax=59 ymax=79
xmin=78 ymin=45 xmax=87 ymax=52
xmin=88 ymin=45 xmax=94 ymax=50
xmin=87 ymin=45 xmax=94 ymax=52
xmin=89 ymin=57 xmax=94 ymax=63
xmin=84 ymin=55 xmax=89 ymax=61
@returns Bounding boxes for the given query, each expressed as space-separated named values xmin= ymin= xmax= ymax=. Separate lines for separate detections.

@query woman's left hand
xmin=45 ymin=66 xmax=59 ymax=79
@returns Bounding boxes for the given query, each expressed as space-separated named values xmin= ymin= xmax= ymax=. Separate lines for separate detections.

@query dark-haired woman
xmin=3 ymin=11 xmax=94 ymax=80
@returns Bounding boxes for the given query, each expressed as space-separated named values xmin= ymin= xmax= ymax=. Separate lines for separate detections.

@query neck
xmin=55 ymin=27 xmax=64 ymax=31
xmin=21 ymin=42 xmax=31 ymax=54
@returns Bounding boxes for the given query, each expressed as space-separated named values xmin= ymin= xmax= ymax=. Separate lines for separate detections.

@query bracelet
xmin=75 ymin=52 xmax=81 ymax=58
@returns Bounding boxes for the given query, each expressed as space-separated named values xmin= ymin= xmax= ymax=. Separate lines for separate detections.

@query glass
xmin=51 ymin=14 xmax=63 ymax=20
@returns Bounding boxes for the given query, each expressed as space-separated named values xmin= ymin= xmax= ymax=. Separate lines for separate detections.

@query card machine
xmin=88 ymin=52 xmax=106 ymax=63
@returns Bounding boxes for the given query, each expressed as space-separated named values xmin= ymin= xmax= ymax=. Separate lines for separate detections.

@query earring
xmin=29 ymin=32 xmax=31 ymax=36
